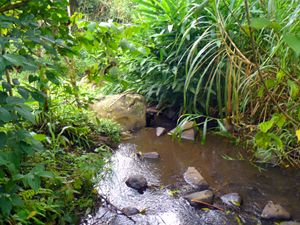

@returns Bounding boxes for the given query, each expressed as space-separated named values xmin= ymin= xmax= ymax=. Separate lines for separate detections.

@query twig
xmin=191 ymin=200 xmax=225 ymax=211
xmin=98 ymin=195 xmax=136 ymax=223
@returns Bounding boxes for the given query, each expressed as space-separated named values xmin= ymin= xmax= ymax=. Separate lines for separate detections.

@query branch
xmin=191 ymin=200 xmax=225 ymax=211
xmin=0 ymin=0 xmax=30 ymax=13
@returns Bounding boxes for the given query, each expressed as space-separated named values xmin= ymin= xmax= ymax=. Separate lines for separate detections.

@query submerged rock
xmin=143 ymin=152 xmax=160 ymax=159
xmin=156 ymin=127 xmax=166 ymax=137
xmin=184 ymin=167 xmax=209 ymax=190
xmin=220 ymin=193 xmax=243 ymax=211
xmin=121 ymin=207 xmax=140 ymax=216
xmin=261 ymin=201 xmax=291 ymax=220
xmin=125 ymin=175 xmax=148 ymax=194
xmin=183 ymin=190 xmax=214 ymax=206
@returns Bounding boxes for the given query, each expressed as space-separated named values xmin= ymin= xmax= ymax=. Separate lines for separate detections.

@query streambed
xmin=85 ymin=127 xmax=300 ymax=225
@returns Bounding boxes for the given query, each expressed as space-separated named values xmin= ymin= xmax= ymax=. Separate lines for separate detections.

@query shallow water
xmin=85 ymin=127 xmax=300 ymax=225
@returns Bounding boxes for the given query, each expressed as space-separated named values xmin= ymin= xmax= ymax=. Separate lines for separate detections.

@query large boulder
xmin=261 ymin=201 xmax=291 ymax=220
xmin=89 ymin=93 xmax=147 ymax=131
xmin=183 ymin=190 xmax=214 ymax=206
xmin=184 ymin=167 xmax=209 ymax=190
xmin=125 ymin=175 xmax=148 ymax=194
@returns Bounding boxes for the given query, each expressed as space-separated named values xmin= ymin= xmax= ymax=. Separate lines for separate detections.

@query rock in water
xmin=169 ymin=121 xmax=198 ymax=141
xmin=125 ymin=175 xmax=148 ymax=194
xmin=143 ymin=152 xmax=160 ymax=159
xmin=89 ymin=93 xmax=147 ymax=131
xmin=261 ymin=201 xmax=291 ymax=220
xmin=281 ymin=222 xmax=300 ymax=225
xmin=121 ymin=207 xmax=140 ymax=216
xmin=183 ymin=190 xmax=214 ymax=206
xmin=220 ymin=193 xmax=243 ymax=211
xmin=184 ymin=167 xmax=209 ymax=190
xmin=156 ymin=127 xmax=166 ymax=137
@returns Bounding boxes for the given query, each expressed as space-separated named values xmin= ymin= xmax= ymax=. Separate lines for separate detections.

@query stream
xmin=85 ymin=126 xmax=300 ymax=225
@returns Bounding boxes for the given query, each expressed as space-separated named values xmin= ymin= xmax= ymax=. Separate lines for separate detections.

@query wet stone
xmin=125 ymin=175 xmax=148 ymax=194
xmin=261 ymin=201 xmax=291 ymax=220
xmin=121 ymin=207 xmax=140 ymax=216
xmin=143 ymin=152 xmax=160 ymax=159
xmin=184 ymin=167 xmax=209 ymax=190
xmin=156 ymin=127 xmax=166 ymax=137
xmin=221 ymin=193 xmax=243 ymax=207
xmin=183 ymin=190 xmax=214 ymax=206
xmin=169 ymin=121 xmax=198 ymax=141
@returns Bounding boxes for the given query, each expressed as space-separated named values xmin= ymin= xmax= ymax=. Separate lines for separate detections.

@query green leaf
xmin=15 ymin=106 xmax=36 ymax=124
xmin=193 ymin=0 xmax=210 ymax=19
xmin=141 ymin=22 xmax=149 ymax=29
xmin=259 ymin=120 xmax=274 ymax=133
xmin=0 ymin=57 xmax=6 ymax=72
xmin=250 ymin=18 xmax=272 ymax=29
xmin=119 ymin=38 xmax=129 ymax=50
xmin=255 ymin=132 xmax=271 ymax=149
xmin=12 ymin=79 xmax=20 ymax=85
xmin=11 ymin=194 xmax=25 ymax=207
xmin=87 ymin=22 xmax=97 ymax=32
xmin=20 ymin=142 xmax=34 ymax=157
xmin=27 ymin=174 xmax=41 ymax=193
xmin=0 ymin=107 xmax=10 ymax=123
xmin=128 ymin=43 xmax=136 ymax=52
xmin=2 ymin=82 xmax=12 ymax=92
xmin=6 ymin=96 xmax=25 ymax=104
xmin=276 ymin=71 xmax=285 ymax=82
xmin=46 ymin=70 xmax=60 ymax=86
xmin=137 ymin=47 xmax=148 ymax=55
xmin=283 ymin=33 xmax=300 ymax=54
xmin=108 ymin=66 xmax=119 ymax=78
xmin=31 ymin=92 xmax=45 ymax=104
xmin=0 ymin=197 xmax=12 ymax=215
xmin=124 ymin=28 xmax=133 ymax=39
xmin=131 ymin=25 xmax=141 ymax=34
xmin=3 ymin=54 xmax=24 ymax=66
xmin=33 ymin=134 xmax=46 ymax=141
xmin=265 ymin=79 xmax=275 ymax=89
xmin=287 ymin=79 xmax=299 ymax=99
xmin=0 ymin=155 xmax=7 ymax=166
xmin=271 ymin=113 xmax=286 ymax=129
xmin=17 ymin=87 xmax=30 ymax=100
xmin=267 ymin=133 xmax=283 ymax=150
xmin=37 ymin=171 xmax=54 ymax=179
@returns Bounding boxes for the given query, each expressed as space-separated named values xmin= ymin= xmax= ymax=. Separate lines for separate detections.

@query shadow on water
xmin=84 ymin=128 xmax=300 ymax=225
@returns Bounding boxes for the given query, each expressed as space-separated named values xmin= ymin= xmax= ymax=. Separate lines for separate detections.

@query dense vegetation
xmin=0 ymin=0 xmax=300 ymax=224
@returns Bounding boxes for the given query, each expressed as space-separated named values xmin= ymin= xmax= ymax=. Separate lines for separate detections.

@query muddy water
xmin=86 ymin=128 xmax=300 ymax=225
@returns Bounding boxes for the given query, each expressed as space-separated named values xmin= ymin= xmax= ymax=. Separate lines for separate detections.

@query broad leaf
xmin=259 ymin=120 xmax=274 ymax=133
xmin=0 ymin=108 xmax=10 ymax=123
xmin=283 ymin=33 xmax=300 ymax=54
xmin=17 ymin=87 xmax=30 ymax=100
xmin=0 ymin=197 xmax=12 ymax=215
xmin=287 ymin=79 xmax=299 ymax=99
xmin=15 ymin=106 xmax=36 ymax=124
xmin=250 ymin=18 xmax=271 ymax=29
xmin=11 ymin=194 xmax=25 ymax=207
xmin=27 ymin=174 xmax=41 ymax=193
xmin=6 ymin=96 xmax=25 ymax=104
xmin=38 ymin=171 xmax=54 ymax=179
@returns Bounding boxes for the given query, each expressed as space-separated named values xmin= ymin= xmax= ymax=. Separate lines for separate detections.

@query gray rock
xmin=121 ymin=207 xmax=140 ymax=216
xmin=143 ymin=152 xmax=160 ymax=159
xmin=183 ymin=190 xmax=214 ymax=206
xmin=184 ymin=167 xmax=209 ymax=190
xmin=256 ymin=149 xmax=279 ymax=166
xmin=156 ymin=127 xmax=166 ymax=136
xmin=89 ymin=94 xmax=147 ymax=131
xmin=261 ymin=201 xmax=291 ymax=220
xmin=169 ymin=121 xmax=198 ymax=141
xmin=125 ymin=175 xmax=148 ymax=194
xmin=220 ymin=193 xmax=243 ymax=207
xmin=281 ymin=222 xmax=300 ymax=225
